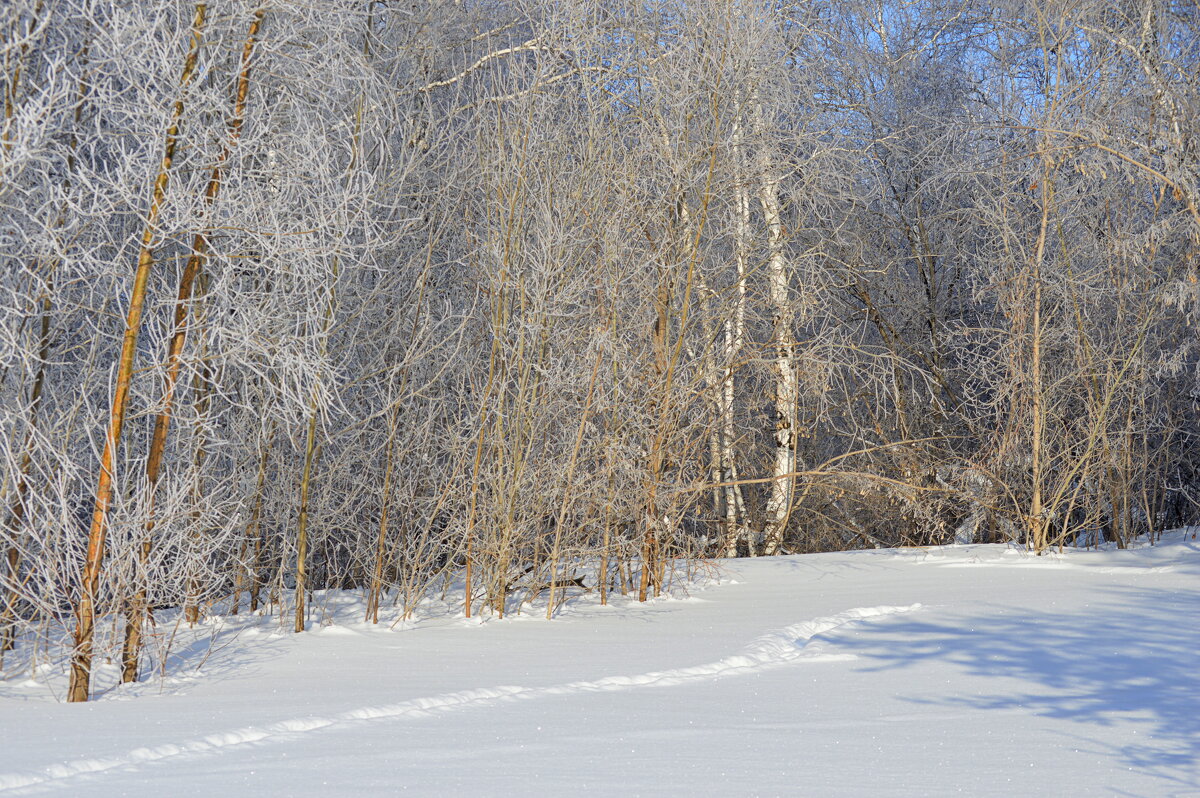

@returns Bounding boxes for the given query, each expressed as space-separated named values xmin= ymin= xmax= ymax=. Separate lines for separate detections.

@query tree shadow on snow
xmin=823 ymin=585 xmax=1200 ymax=791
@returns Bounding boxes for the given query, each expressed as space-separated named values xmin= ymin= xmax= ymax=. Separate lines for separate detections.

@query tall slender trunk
xmin=640 ymin=271 xmax=671 ymax=602
xmin=697 ymin=274 xmax=724 ymax=541
xmin=365 ymin=405 xmax=398 ymax=624
xmin=291 ymin=0 xmax=371 ymax=622
xmin=245 ymin=422 xmax=276 ymax=613
xmin=1028 ymin=160 xmax=1051 ymax=554
xmin=184 ymin=345 xmax=213 ymax=626
xmin=638 ymin=121 xmax=718 ymax=591
xmin=122 ymin=8 xmax=264 ymax=683
xmin=461 ymin=265 xmax=505 ymax=619
xmin=545 ymin=350 xmax=602 ymax=619
xmin=293 ymin=245 xmax=341 ymax=633
xmin=758 ymin=148 xmax=799 ymax=557
xmin=721 ymin=106 xmax=750 ymax=557
xmin=462 ymin=408 xmax=491 ymax=619
xmin=68 ymin=4 xmax=207 ymax=703
xmin=599 ymin=473 xmax=613 ymax=607
xmin=294 ymin=405 xmax=319 ymax=633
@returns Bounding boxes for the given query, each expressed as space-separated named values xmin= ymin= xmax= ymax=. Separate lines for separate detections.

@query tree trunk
xmin=294 ymin=405 xmax=319 ymax=633
xmin=758 ymin=146 xmax=799 ymax=557
xmin=640 ymin=269 xmax=671 ymax=601
xmin=366 ymin=405 xmax=398 ymax=624
xmin=245 ymin=423 xmax=276 ymax=613
xmin=123 ymin=7 xmax=264 ymax=683
xmin=68 ymin=3 xmax=207 ymax=703
xmin=721 ymin=105 xmax=751 ymax=558
xmin=1028 ymin=159 xmax=1051 ymax=554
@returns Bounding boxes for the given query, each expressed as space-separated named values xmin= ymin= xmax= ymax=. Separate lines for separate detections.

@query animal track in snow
xmin=0 ymin=603 xmax=920 ymax=792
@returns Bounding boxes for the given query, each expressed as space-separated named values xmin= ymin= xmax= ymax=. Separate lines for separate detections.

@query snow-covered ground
xmin=2 ymin=532 xmax=1198 ymax=796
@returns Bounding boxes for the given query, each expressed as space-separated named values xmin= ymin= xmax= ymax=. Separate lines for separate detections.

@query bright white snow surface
xmin=2 ymin=533 xmax=1199 ymax=797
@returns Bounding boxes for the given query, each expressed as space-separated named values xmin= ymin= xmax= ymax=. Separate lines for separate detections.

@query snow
xmin=2 ymin=532 xmax=1199 ymax=796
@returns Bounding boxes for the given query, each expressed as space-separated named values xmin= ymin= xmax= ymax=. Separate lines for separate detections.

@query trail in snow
xmin=0 ymin=604 xmax=920 ymax=792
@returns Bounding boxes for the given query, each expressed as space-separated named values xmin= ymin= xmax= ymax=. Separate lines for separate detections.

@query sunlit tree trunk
xmin=122 ymin=7 xmax=264 ymax=683
xmin=758 ymin=135 xmax=799 ymax=557
xmin=721 ymin=103 xmax=750 ymax=558
xmin=68 ymin=3 xmax=207 ymax=703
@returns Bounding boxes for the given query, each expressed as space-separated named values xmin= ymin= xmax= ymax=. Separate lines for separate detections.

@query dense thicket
xmin=2 ymin=0 xmax=1198 ymax=699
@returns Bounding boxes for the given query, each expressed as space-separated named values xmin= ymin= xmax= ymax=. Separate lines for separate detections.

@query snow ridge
xmin=0 ymin=603 xmax=920 ymax=792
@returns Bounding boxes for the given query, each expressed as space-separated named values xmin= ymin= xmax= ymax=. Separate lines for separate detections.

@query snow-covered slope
xmin=2 ymin=532 xmax=1198 ymax=796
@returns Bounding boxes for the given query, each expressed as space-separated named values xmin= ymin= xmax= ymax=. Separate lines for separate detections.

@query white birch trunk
xmin=721 ymin=105 xmax=750 ymax=558
xmin=756 ymin=111 xmax=798 ymax=557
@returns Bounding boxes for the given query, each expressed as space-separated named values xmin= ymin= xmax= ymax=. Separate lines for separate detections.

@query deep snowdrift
xmin=2 ymin=532 xmax=1198 ymax=796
